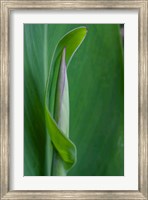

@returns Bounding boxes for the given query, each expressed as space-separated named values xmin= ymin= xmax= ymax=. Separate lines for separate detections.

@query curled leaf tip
xmin=45 ymin=27 xmax=87 ymax=175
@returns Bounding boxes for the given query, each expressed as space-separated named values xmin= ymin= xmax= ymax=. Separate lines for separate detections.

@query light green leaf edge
xmin=45 ymin=27 xmax=87 ymax=172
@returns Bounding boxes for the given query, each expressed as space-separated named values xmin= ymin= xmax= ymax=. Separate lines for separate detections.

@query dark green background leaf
xmin=24 ymin=24 xmax=124 ymax=176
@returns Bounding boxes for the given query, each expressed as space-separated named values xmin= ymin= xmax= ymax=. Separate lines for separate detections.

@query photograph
xmin=1 ymin=0 xmax=147 ymax=198
xmin=24 ymin=24 xmax=124 ymax=176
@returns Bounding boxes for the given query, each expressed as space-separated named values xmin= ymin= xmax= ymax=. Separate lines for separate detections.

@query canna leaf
xmin=45 ymin=27 xmax=87 ymax=175
xmin=24 ymin=24 xmax=124 ymax=176
xmin=45 ymin=27 xmax=87 ymax=115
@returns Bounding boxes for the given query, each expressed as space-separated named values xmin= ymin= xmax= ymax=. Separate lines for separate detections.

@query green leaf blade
xmin=46 ymin=27 xmax=87 ymax=115
xmin=24 ymin=24 xmax=124 ymax=176
xmin=24 ymin=24 xmax=53 ymax=176
xmin=45 ymin=27 xmax=87 ymax=175
xmin=45 ymin=106 xmax=77 ymax=172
